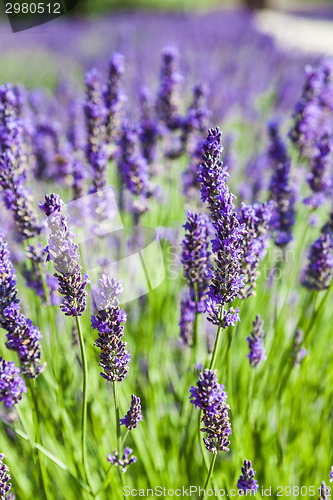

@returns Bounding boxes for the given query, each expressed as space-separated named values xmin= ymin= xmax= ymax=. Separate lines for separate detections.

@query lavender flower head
xmin=156 ymin=45 xmax=182 ymax=130
xmin=0 ymin=454 xmax=12 ymax=499
xmin=319 ymin=482 xmax=329 ymax=499
xmin=247 ymin=315 xmax=266 ymax=367
xmin=120 ymin=394 xmax=143 ymax=430
xmin=104 ymin=53 xmax=125 ymax=143
xmin=190 ymin=369 xmax=231 ymax=454
xmin=39 ymin=193 xmax=63 ymax=217
xmin=107 ymin=447 xmax=137 ymax=474
xmin=181 ymin=210 xmax=211 ymax=301
xmin=84 ymin=68 xmax=108 ymax=193
xmin=179 ymin=293 xmax=196 ymax=346
xmin=0 ymin=236 xmax=44 ymax=378
xmin=0 ymin=84 xmax=40 ymax=240
xmin=290 ymin=62 xmax=332 ymax=157
xmin=0 ymin=358 xmax=27 ymax=409
xmin=292 ymin=329 xmax=307 ymax=366
xmin=329 ymin=466 xmax=333 ymax=482
xmin=42 ymin=195 xmax=89 ymax=316
xmin=301 ymin=233 xmax=333 ymax=291
xmin=91 ymin=275 xmax=130 ymax=382
xmin=268 ymin=120 xmax=296 ymax=246
xmin=238 ymin=201 xmax=273 ymax=298
xmin=304 ymin=133 xmax=332 ymax=208
xmin=198 ymin=127 xmax=245 ymax=321
xmin=237 ymin=460 xmax=259 ymax=494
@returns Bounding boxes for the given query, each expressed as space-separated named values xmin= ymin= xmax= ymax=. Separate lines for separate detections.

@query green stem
xmin=75 ymin=316 xmax=94 ymax=496
xmin=113 ymin=381 xmax=125 ymax=500
xmin=28 ymin=379 xmax=52 ymax=500
xmin=121 ymin=430 xmax=130 ymax=446
xmin=200 ymin=454 xmax=217 ymax=499
xmin=209 ymin=306 xmax=224 ymax=371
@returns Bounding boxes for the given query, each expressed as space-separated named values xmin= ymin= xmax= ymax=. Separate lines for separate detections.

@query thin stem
xmin=200 ymin=454 xmax=217 ymax=499
xmin=121 ymin=430 xmax=130 ymax=446
xmin=28 ymin=379 xmax=51 ymax=500
xmin=113 ymin=381 xmax=125 ymax=500
xmin=75 ymin=316 xmax=94 ymax=496
xmin=209 ymin=306 xmax=224 ymax=371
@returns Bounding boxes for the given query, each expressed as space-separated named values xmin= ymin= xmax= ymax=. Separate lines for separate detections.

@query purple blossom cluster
xmin=301 ymin=233 xmax=333 ymax=291
xmin=292 ymin=330 xmax=307 ymax=366
xmin=268 ymin=120 xmax=296 ymax=247
xmin=190 ymin=369 xmax=231 ymax=454
xmin=0 ymin=236 xmax=44 ymax=378
xmin=237 ymin=460 xmax=259 ymax=494
xmin=120 ymin=394 xmax=143 ymax=430
xmin=107 ymin=448 xmax=137 ymax=474
xmin=0 ymin=454 xmax=12 ymax=499
xmin=139 ymin=87 xmax=160 ymax=166
xmin=290 ymin=59 xmax=333 ymax=158
xmin=0 ymin=84 xmax=40 ymax=240
xmin=42 ymin=195 xmax=89 ymax=316
xmin=104 ymin=53 xmax=125 ymax=144
xmin=84 ymin=68 xmax=108 ymax=193
xmin=117 ymin=122 xmax=150 ymax=219
xmin=247 ymin=315 xmax=267 ymax=368
xmin=238 ymin=202 xmax=273 ymax=298
xmin=156 ymin=45 xmax=182 ymax=131
xmin=198 ymin=127 xmax=245 ymax=324
xmin=304 ymin=133 xmax=332 ymax=208
xmin=0 ymin=358 xmax=27 ymax=409
xmin=319 ymin=482 xmax=329 ymax=500
xmin=181 ymin=211 xmax=211 ymax=301
xmin=330 ymin=466 xmax=333 ymax=482
xmin=91 ymin=275 xmax=131 ymax=382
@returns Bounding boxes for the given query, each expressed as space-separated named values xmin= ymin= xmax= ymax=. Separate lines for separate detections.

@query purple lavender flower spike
xmin=0 ymin=236 xmax=44 ymax=378
xmin=179 ymin=293 xmax=196 ymax=346
xmin=107 ymin=447 xmax=137 ymax=473
xmin=237 ymin=460 xmax=259 ymax=494
xmin=120 ymin=394 xmax=143 ymax=430
xmin=178 ymin=83 xmax=210 ymax=157
xmin=39 ymin=193 xmax=63 ymax=217
xmin=42 ymin=195 xmax=89 ymax=317
xmin=182 ymin=137 xmax=203 ymax=198
xmin=181 ymin=210 xmax=211 ymax=300
xmin=190 ymin=369 xmax=231 ymax=454
xmin=91 ymin=275 xmax=130 ymax=382
xmin=292 ymin=329 xmax=307 ymax=366
xmin=290 ymin=61 xmax=333 ymax=158
xmin=0 ymin=454 xmax=12 ymax=498
xmin=139 ymin=86 xmax=160 ymax=167
xmin=238 ymin=201 xmax=273 ymax=298
xmin=0 ymin=84 xmax=40 ymax=240
xmin=117 ymin=121 xmax=150 ymax=220
xmin=301 ymin=233 xmax=333 ymax=291
xmin=247 ymin=315 xmax=266 ymax=367
xmin=330 ymin=466 xmax=333 ymax=482
xmin=319 ymin=482 xmax=329 ymax=499
xmin=84 ymin=68 xmax=108 ymax=193
xmin=268 ymin=121 xmax=296 ymax=247
xmin=206 ymin=301 xmax=240 ymax=329
xmin=104 ymin=53 xmax=125 ymax=144
xmin=0 ymin=358 xmax=27 ymax=409
xmin=156 ymin=45 xmax=182 ymax=130
xmin=199 ymin=127 xmax=245 ymax=322
xmin=304 ymin=133 xmax=332 ymax=208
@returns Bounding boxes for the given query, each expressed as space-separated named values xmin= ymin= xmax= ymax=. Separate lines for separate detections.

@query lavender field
xmin=0 ymin=6 xmax=333 ymax=500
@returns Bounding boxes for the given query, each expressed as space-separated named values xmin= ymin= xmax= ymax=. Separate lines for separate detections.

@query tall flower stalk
xmin=198 ymin=127 xmax=245 ymax=366
xmin=41 ymin=195 xmax=92 ymax=492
